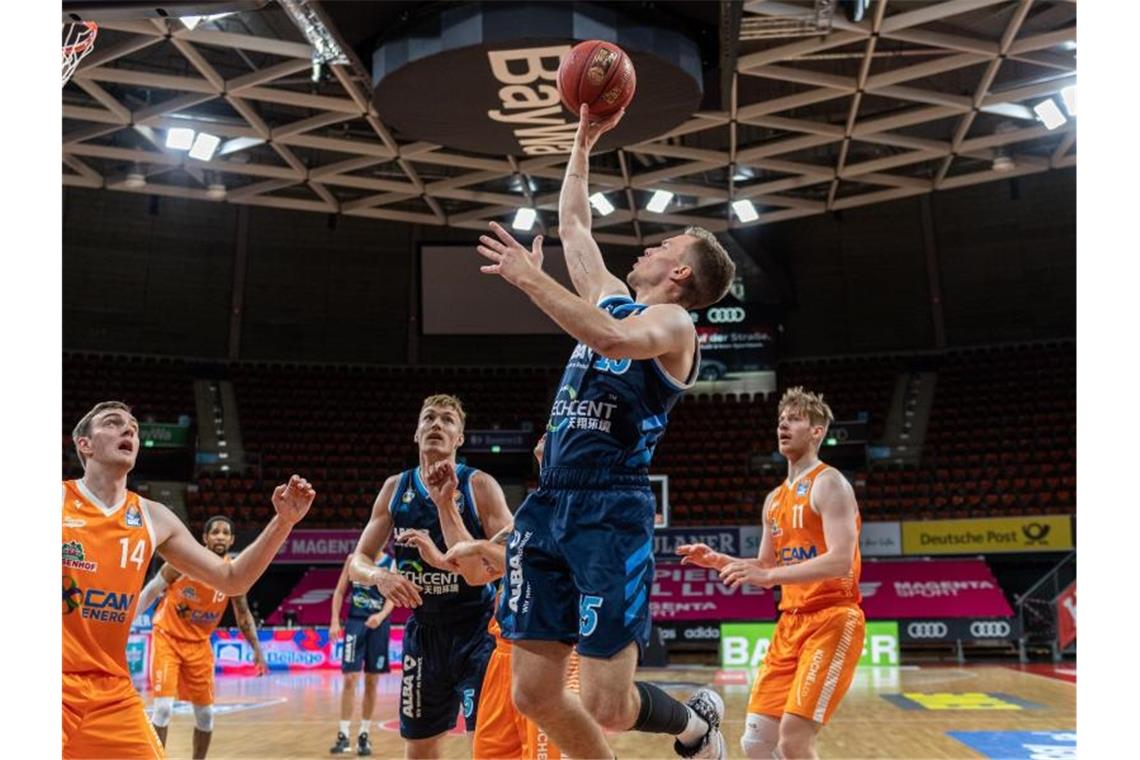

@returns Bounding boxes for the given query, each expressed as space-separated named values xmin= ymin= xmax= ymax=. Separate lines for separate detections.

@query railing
xmin=1016 ymin=551 xmax=1076 ymax=662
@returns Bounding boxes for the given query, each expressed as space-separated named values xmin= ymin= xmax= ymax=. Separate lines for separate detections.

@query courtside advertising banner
xmin=901 ymin=515 xmax=1073 ymax=555
xmin=1056 ymin=581 xmax=1076 ymax=649
xmin=273 ymin=530 xmax=361 ymax=563
xmin=860 ymin=522 xmax=902 ymax=557
xmin=720 ymin=621 xmax=899 ymax=669
xmin=860 ymin=559 xmax=1013 ymax=618
xmin=651 ymin=562 xmax=776 ymax=621
xmin=211 ymin=627 xmax=404 ymax=674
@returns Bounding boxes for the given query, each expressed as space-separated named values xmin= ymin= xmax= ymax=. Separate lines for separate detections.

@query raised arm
xmin=350 ymin=477 xmax=423 ymax=608
xmin=150 ymin=475 xmax=315 ymax=597
xmin=230 ymin=593 xmax=268 ymax=675
xmin=558 ymin=104 xmax=629 ymax=303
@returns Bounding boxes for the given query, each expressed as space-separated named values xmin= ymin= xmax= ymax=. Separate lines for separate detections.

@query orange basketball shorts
xmin=63 ymin=672 xmax=165 ymax=759
xmin=748 ymin=604 xmax=866 ymax=725
xmin=151 ymin=630 xmax=216 ymax=705
xmin=473 ymin=643 xmax=572 ymax=760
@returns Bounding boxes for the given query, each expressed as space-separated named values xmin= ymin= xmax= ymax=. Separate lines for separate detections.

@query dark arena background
xmin=61 ymin=1 xmax=1076 ymax=758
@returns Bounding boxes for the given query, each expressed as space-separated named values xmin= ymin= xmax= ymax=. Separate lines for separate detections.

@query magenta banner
xmin=651 ymin=563 xmax=777 ymax=621
xmin=860 ymin=559 xmax=1012 ymax=618
xmin=274 ymin=530 xmax=360 ymax=564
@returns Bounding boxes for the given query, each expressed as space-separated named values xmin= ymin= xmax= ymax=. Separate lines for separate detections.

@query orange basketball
xmin=557 ymin=40 xmax=636 ymax=118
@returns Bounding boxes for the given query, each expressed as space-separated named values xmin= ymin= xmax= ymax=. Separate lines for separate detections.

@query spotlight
xmin=646 ymin=190 xmax=674 ymax=213
xmin=124 ymin=171 xmax=146 ymax=189
xmin=589 ymin=193 xmax=615 ymax=216
xmin=1033 ymin=99 xmax=1066 ymax=130
xmin=1060 ymin=85 xmax=1076 ymax=117
xmin=181 ymin=16 xmax=202 ymax=31
xmin=731 ymin=199 xmax=759 ymax=223
xmin=165 ymin=128 xmax=196 ymax=150
xmin=992 ymin=153 xmax=1015 ymax=173
xmin=188 ymin=133 xmax=221 ymax=161
xmin=512 ymin=208 xmax=537 ymax=231
xmin=206 ymin=183 xmax=226 ymax=200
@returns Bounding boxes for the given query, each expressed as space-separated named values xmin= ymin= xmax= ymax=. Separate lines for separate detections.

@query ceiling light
xmin=512 ymin=207 xmax=536 ymax=231
xmin=1060 ymin=85 xmax=1076 ymax=117
xmin=189 ymin=132 xmax=221 ymax=161
xmin=732 ymin=199 xmax=759 ymax=223
xmin=181 ymin=16 xmax=202 ymax=30
xmin=992 ymin=154 xmax=1015 ymax=173
xmin=646 ymin=190 xmax=674 ymax=214
xmin=165 ymin=127 xmax=196 ymax=150
xmin=206 ymin=183 xmax=226 ymax=200
xmin=589 ymin=193 xmax=615 ymax=216
xmin=1033 ymin=99 xmax=1066 ymax=130
xmin=124 ymin=171 xmax=146 ymax=189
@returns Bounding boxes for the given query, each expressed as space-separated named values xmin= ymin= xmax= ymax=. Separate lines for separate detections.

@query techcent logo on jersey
xmin=62 ymin=576 xmax=135 ymax=623
xmin=546 ymin=380 xmax=618 ymax=435
xmin=396 ymin=557 xmax=460 ymax=596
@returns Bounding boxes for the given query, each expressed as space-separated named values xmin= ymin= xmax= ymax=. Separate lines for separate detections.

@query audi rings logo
xmin=969 ymin=621 xmax=1011 ymax=638
xmin=707 ymin=307 xmax=746 ymax=324
xmin=906 ymin=622 xmax=948 ymax=639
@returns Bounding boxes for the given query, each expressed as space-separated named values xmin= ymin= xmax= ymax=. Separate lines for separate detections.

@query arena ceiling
xmin=61 ymin=1 xmax=1077 ymax=247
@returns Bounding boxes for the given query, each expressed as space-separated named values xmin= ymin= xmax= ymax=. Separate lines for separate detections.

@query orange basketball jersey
xmin=62 ymin=480 xmax=156 ymax=678
xmin=153 ymin=569 xmax=229 ymax=642
xmin=767 ymin=463 xmax=861 ymax=613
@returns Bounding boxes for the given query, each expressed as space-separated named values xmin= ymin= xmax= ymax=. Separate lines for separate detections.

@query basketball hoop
xmin=62 ymin=22 xmax=98 ymax=87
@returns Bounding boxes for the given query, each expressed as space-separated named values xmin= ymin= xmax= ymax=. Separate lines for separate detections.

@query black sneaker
xmin=673 ymin=687 xmax=726 ymax=759
xmin=329 ymin=732 xmax=351 ymax=754
xmin=356 ymin=732 xmax=373 ymax=756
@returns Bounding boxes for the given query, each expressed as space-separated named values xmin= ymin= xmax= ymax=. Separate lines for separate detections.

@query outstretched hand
xmin=477 ymin=222 xmax=544 ymax=288
xmin=576 ymin=103 xmax=625 ymax=153
xmin=271 ymin=475 xmax=316 ymax=527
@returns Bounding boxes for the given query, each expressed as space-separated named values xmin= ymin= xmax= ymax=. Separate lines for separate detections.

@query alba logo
xmin=707 ymin=307 xmax=746 ymax=324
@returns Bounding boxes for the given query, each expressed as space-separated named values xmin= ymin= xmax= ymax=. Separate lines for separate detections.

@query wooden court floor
xmin=151 ymin=664 xmax=1075 ymax=759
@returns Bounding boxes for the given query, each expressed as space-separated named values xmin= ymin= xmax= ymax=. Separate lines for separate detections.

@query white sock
xmin=677 ymin=706 xmax=709 ymax=746
xmin=358 ymin=721 xmax=370 ymax=736
xmin=339 ymin=720 xmax=350 ymax=736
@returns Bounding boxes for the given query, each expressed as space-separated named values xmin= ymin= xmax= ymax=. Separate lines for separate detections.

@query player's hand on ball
xmin=576 ymin=103 xmax=625 ymax=152
xmin=396 ymin=529 xmax=448 ymax=568
xmin=719 ymin=560 xmax=775 ymax=590
xmin=370 ymin=566 xmax=423 ymax=608
xmin=272 ymin=475 xmax=315 ymax=526
xmin=477 ymin=222 xmax=544 ymax=287
xmin=677 ymin=543 xmax=727 ymax=570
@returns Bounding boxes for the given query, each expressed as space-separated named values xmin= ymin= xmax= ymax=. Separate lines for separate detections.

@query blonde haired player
xmin=133 ymin=515 xmax=269 ymax=759
xmin=63 ymin=401 xmax=315 ymax=759
xmin=678 ymin=388 xmax=863 ymax=760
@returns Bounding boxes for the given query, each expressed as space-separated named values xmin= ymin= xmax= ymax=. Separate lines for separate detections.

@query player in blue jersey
xmin=475 ymin=103 xmax=737 ymax=759
xmin=328 ymin=550 xmax=396 ymax=755
xmin=348 ymin=394 xmax=514 ymax=759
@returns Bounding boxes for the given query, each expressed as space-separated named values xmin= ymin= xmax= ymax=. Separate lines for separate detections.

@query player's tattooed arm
xmin=231 ymin=594 xmax=268 ymax=675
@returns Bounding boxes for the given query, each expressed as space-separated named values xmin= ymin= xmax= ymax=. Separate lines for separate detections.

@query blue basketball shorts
xmin=341 ymin=618 xmax=391 ymax=674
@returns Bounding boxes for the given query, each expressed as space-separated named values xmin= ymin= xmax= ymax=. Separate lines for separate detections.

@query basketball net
xmin=62 ymin=22 xmax=98 ymax=87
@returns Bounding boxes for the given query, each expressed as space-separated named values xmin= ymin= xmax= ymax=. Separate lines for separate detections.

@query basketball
xmin=557 ymin=40 xmax=637 ymax=118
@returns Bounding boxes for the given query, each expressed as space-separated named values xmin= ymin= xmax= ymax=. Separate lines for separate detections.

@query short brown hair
xmin=72 ymin=401 xmax=133 ymax=468
xmin=681 ymin=226 xmax=736 ymax=309
xmin=778 ymin=387 xmax=835 ymax=432
xmin=420 ymin=394 xmax=466 ymax=430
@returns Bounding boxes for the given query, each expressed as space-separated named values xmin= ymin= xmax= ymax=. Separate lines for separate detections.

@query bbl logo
xmin=401 ymin=489 xmax=415 ymax=505
xmin=796 ymin=481 xmax=811 ymax=497
xmin=125 ymin=505 xmax=143 ymax=528
xmin=62 ymin=576 xmax=82 ymax=615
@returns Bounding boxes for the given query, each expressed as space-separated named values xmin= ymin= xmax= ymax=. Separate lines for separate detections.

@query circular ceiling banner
xmin=371 ymin=2 xmax=703 ymax=156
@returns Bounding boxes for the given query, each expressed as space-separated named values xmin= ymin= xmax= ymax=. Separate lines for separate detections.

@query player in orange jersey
xmin=63 ymin=401 xmax=315 ymax=759
xmin=678 ymin=388 xmax=863 ymax=760
xmin=399 ymin=434 xmax=580 ymax=760
xmin=132 ymin=514 xmax=269 ymax=758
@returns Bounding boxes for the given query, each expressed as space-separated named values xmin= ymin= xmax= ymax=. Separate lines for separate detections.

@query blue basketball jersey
xmin=390 ymin=464 xmax=494 ymax=620
xmin=543 ymin=294 xmax=698 ymax=471
xmin=347 ymin=554 xmax=394 ymax=620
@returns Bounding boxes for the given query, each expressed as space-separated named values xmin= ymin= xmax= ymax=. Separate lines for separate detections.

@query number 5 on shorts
xmin=579 ymin=595 xmax=603 ymax=637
